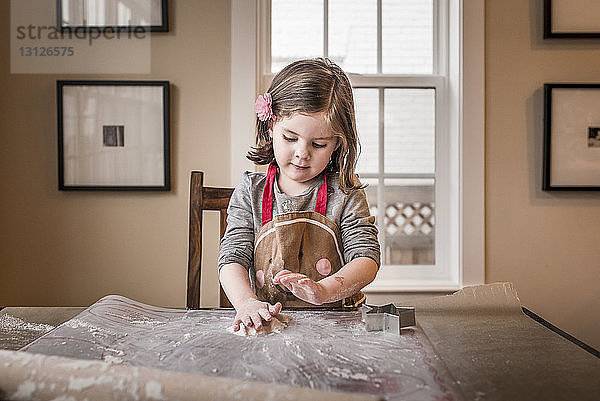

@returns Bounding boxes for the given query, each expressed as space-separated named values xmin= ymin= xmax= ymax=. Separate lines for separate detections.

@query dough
xmin=232 ymin=314 xmax=291 ymax=337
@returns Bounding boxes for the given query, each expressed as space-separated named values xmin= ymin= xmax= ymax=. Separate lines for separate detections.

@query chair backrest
xmin=187 ymin=171 xmax=234 ymax=309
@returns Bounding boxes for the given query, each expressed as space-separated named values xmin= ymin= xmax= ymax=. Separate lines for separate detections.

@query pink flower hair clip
xmin=255 ymin=92 xmax=274 ymax=122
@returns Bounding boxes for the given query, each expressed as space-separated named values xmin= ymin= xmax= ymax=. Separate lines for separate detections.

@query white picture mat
xmin=61 ymin=0 xmax=164 ymax=26
xmin=552 ymin=0 xmax=600 ymax=33
xmin=62 ymin=85 xmax=165 ymax=186
xmin=550 ymin=88 xmax=600 ymax=186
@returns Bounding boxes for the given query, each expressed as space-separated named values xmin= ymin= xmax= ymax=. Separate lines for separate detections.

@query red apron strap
xmin=261 ymin=164 xmax=328 ymax=226
xmin=261 ymin=163 xmax=278 ymax=226
xmin=315 ymin=170 xmax=328 ymax=216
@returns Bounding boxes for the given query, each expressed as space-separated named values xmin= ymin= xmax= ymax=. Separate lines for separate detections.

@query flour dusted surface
xmin=20 ymin=295 xmax=459 ymax=401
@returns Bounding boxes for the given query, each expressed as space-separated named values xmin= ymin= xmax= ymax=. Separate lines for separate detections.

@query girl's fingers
xmin=280 ymin=273 xmax=309 ymax=286
xmin=250 ymin=313 xmax=263 ymax=330
xmin=258 ymin=308 xmax=272 ymax=322
xmin=273 ymin=269 xmax=292 ymax=283
xmin=274 ymin=271 xmax=294 ymax=290
xmin=274 ymin=269 xmax=306 ymax=283
xmin=242 ymin=316 xmax=253 ymax=328
xmin=269 ymin=302 xmax=282 ymax=315
xmin=234 ymin=300 xmax=284 ymax=333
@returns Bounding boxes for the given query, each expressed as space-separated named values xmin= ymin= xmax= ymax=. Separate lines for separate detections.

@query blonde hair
xmin=247 ymin=58 xmax=364 ymax=193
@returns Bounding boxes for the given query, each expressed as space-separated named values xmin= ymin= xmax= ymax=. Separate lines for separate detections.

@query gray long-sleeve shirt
xmin=217 ymin=171 xmax=380 ymax=273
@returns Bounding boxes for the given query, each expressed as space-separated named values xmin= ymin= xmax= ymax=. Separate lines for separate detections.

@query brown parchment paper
xmin=412 ymin=282 xmax=600 ymax=401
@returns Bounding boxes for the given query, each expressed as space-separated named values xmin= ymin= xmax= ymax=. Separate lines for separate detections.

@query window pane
xmin=384 ymin=89 xmax=435 ymax=174
xmin=362 ymin=177 xmax=378 ymax=211
xmin=362 ymin=177 xmax=381 ymax=252
xmin=355 ymin=88 xmax=379 ymax=174
xmin=382 ymin=0 xmax=433 ymax=74
xmin=329 ymin=0 xmax=377 ymax=74
xmin=384 ymin=179 xmax=435 ymax=265
xmin=271 ymin=0 xmax=323 ymax=72
xmin=364 ymin=179 xmax=435 ymax=266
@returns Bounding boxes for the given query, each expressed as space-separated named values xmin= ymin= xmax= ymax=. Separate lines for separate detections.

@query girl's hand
xmin=273 ymin=270 xmax=328 ymax=305
xmin=233 ymin=298 xmax=282 ymax=332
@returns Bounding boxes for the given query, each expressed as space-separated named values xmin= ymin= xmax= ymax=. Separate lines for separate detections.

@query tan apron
xmin=253 ymin=164 xmax=365 ymax=308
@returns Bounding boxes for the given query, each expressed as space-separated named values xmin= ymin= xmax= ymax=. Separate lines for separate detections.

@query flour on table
xmin=103 ymin=355 xmax=124 ymax=364
xmin=230 ymin=314 xmax=291 ymax=336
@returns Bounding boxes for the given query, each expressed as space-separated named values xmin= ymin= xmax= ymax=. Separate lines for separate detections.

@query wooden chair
xmin=187 ymin=171 xmax=234 ymax=309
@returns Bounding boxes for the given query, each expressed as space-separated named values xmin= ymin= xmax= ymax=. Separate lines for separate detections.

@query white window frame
xmin=230 ymin=0 xmax=484 ymax=291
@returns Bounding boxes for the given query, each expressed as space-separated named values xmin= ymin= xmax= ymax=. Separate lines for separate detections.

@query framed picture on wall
xmin=544 ymin=0 xmax=600 ymax=38
xmin=543 ymin=83 xmax=600 ymax=190
xmin=57 ymin=0 xmax=169 ymax=32
xmin=57 ymin=80 xmax=171 ymax=191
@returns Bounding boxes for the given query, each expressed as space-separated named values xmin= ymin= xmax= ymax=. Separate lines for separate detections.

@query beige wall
xmin=0 ymin=1 xmax=230 ymax=309
xmin=1 ymin=0 xmax=598 ymax=351
xmin=486 ymin=0 xmax=600 ymax=349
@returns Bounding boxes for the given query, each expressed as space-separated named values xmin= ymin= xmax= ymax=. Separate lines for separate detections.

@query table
xmin=1 ymin=283 xmax=598 ymax=401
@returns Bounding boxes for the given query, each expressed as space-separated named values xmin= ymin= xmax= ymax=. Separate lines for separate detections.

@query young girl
xmin=218 ymin=58 xmax=380 ymax=332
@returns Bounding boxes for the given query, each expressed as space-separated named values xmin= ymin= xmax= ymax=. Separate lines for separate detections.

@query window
xmin=230 ymin=0 xmax=484 ymax=291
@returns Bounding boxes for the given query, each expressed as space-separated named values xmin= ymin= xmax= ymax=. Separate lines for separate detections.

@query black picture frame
xmin=543 ymin=83 xmax=600 ymax=191
xmin=544 ymin=0 xmax=600 ymax=39
xmin=57 ymin=0 xmax=169 ymax=33
xmin=57 ymin=80 xmax=171 ymax=191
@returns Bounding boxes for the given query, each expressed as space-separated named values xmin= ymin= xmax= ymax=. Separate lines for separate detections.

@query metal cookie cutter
xmin=360 ymin=303 xmax=416 ymax=335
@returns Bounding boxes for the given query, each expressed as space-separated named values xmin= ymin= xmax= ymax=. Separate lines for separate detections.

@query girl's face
xmin=270 ymin=112 xmax=338 ymax=195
